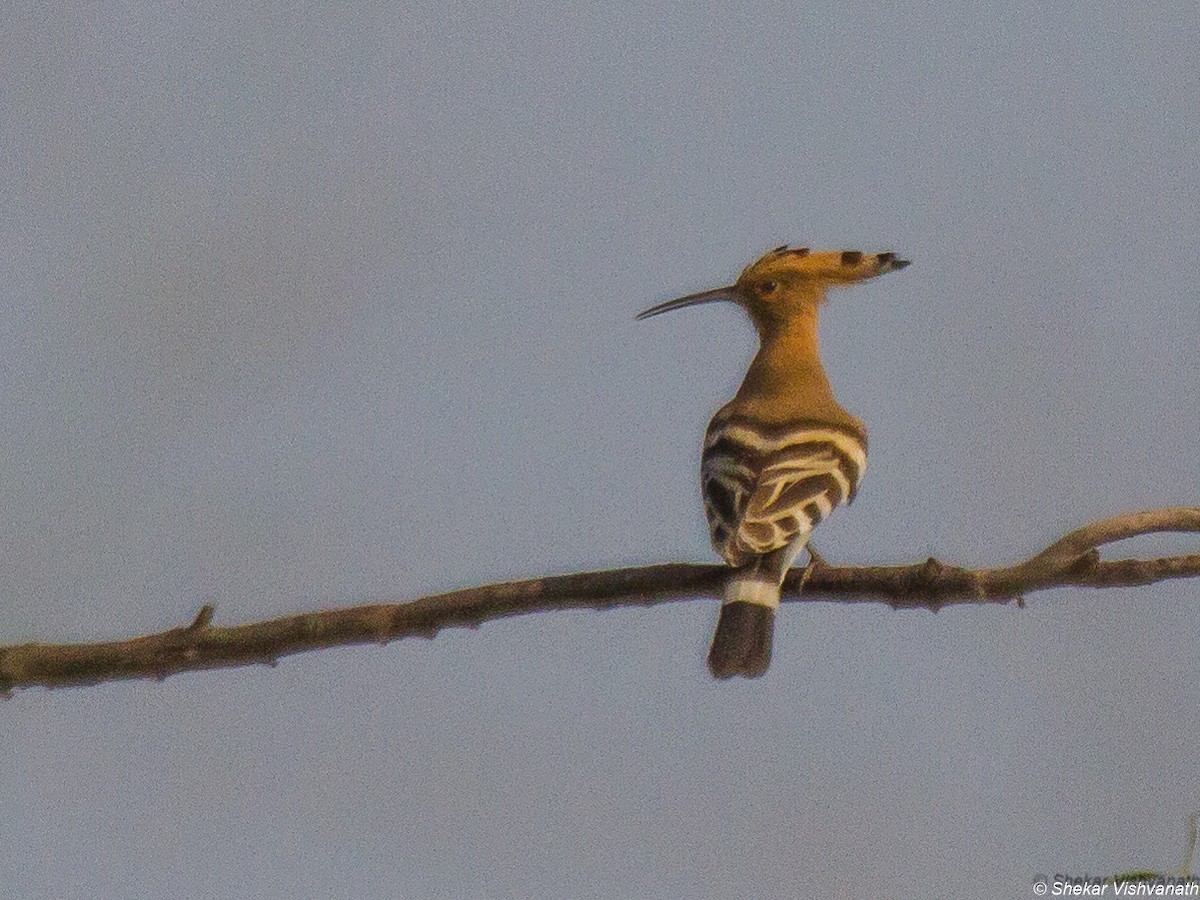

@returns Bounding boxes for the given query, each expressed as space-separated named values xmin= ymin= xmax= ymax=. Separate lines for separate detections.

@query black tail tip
xmin=707 ymin=602 xmax=775 ymax=679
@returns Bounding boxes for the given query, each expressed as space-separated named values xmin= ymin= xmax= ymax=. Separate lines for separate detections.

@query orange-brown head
xmin=637 ymin=245 xmax=910 ymax=333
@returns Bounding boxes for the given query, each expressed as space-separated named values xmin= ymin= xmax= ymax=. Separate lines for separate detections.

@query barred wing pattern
xmin=701 ymin=417 xmax=868 ymax=568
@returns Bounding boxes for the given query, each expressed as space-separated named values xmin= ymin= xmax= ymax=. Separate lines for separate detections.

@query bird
xmin=638 ymin=245 xmax=910 ymax=679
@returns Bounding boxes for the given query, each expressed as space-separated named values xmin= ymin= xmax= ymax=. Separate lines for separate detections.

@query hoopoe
xmin=639 ymin=245 xmax=910 ymax=678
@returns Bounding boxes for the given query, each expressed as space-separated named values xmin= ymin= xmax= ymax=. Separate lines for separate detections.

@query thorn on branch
xmin=899 ymin=556 xmax=949 ymax=611
xmin=187 ymin=604 xmax=215 ymax=632
xmin=921 ymin=557 xmax=946 ymax=580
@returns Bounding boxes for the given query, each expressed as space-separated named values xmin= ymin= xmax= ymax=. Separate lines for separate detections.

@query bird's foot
xmin=797 ymin=548 xmax=824 ymax=592
xmin=806 ymin=544 xmax=829 ymax=569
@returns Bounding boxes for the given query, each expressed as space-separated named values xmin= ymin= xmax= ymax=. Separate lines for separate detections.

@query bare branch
xmin=2 ymin=507 xmax=1198 ymax=695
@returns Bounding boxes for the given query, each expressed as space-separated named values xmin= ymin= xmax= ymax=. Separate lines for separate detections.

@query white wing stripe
xmin=702 ymin=421 xmax=867 ymax=565
xmin=704 ymin=425 xmax=867 ymax=472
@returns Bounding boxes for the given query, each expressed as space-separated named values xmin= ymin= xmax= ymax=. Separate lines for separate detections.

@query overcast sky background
xmin=3 ymin=2 xmax=1199 ymax=898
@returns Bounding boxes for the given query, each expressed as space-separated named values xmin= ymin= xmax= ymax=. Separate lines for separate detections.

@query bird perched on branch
xmin=638 ymin=245 xmax=910 ymax=678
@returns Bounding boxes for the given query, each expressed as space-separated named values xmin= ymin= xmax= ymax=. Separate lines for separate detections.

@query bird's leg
xmin=797 ymin=544 xmax=825 ymax=592
xmin=806 ymin=543 xmax=828 ymax=569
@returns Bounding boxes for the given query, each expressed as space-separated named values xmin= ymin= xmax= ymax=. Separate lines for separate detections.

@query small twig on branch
xmin=2 ymin=507 xmax=1198 ymax=695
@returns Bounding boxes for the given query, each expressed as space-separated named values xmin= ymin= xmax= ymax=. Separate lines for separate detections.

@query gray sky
xmin=3 ymin=2 xmax=1199 ymax=898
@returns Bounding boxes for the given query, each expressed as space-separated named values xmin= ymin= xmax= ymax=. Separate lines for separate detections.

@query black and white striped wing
xmin=701 ymin=421 xmax=867 ymax=567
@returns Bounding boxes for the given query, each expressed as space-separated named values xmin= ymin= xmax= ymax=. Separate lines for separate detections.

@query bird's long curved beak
xmin=635 ymin=286 xmax=738 ymax=321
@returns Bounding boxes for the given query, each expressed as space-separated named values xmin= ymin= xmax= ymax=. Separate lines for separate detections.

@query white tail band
xmin=724 ymin=578 xmax=781 ymax=610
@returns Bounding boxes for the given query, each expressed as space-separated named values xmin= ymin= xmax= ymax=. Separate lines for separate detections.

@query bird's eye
xmin=759 ymin=281 xmax=778 ymax=295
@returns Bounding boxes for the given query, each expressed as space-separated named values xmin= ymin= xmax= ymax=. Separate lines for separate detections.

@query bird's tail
xmin=706 ymin=576 xmax=779 ymax=679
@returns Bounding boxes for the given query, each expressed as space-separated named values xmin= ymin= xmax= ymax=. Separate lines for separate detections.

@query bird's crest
xmin=737 ymin=245 xmax=910 ymax=294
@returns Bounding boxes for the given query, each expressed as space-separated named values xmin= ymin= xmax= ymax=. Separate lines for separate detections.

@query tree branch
xmin=3 ymin=507 xmax=1198 ymax=695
